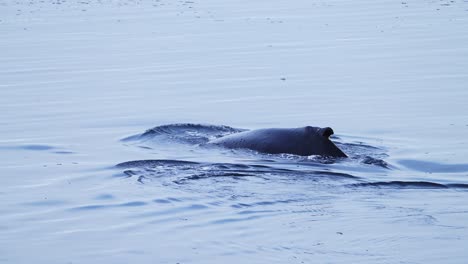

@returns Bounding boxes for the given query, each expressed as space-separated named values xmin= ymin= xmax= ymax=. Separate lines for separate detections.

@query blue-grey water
xmin=1 ymin=0 xmax=468 ymax=263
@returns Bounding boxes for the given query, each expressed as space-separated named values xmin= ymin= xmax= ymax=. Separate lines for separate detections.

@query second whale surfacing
xmin=209 ymin=126 xmax=347 ymax=158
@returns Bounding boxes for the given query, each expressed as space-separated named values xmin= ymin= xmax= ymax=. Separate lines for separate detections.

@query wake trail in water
xmin=115 ymin=159 xmax=468 ymax=190
xmin=116 ymin=159 xmax=357 ymax=185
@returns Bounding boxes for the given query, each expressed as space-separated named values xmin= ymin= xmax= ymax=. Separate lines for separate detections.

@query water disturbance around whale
xmin=2 ymin=0 xmax=468 ymax=262
xmin=117 ymin=124 xmax=468 ymax=190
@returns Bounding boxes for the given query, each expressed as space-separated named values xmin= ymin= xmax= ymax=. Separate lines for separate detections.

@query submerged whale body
xmin=209 ymin=126 xmax=347 ymax=158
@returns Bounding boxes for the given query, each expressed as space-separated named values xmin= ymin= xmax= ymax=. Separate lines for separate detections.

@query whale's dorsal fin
xmin=318 ymin=127 xmax=334 ymax=138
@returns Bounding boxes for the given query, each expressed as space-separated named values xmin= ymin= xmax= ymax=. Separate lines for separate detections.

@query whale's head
xmin=304 ymin=126 xmax=347 ymax=158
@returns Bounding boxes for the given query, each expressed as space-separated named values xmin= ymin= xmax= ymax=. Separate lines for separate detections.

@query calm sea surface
xmin=1 ymin=0 xmax=468 ymax=263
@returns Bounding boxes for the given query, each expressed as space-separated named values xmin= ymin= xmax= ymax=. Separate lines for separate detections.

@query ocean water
xmin=1 ymin=0 xmax=468 ymax=263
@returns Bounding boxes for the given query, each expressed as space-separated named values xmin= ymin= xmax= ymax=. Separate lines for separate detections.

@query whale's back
xmin=209 ymin=127 xmax=347 ymax=157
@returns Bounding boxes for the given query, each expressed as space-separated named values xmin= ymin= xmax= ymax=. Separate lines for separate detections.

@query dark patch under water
xmin=0 ymin=144 xmax=74 ymax=154
xmin=0 ymin=144 xmax=55 ymax=151
xmin=398 ymin=159 xmax=468 ymax=173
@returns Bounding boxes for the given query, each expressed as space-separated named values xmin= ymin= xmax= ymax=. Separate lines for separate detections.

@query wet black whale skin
xmin=209 ymin=126 xmax=347 ymax=158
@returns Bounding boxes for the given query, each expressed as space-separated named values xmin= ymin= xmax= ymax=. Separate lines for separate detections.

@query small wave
xmin=69 ymin=201 xmax=148 ymax=211
xmin=359 ymin=156 xmax=390 ymax=169
xmin=336 ymin=142 xmax=380 ymax=150
xmin=231 ymin=199 xmax=301 ymax=208
xmin=174 ymin=172 xmax=257 ymax=184
xmin=349 ymin=181 xmax=468 ymax=189
xmin=116 ymin=159 xmax=199 ymax=168
xmin=122 ymin=123 xmax=244 ymax=145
